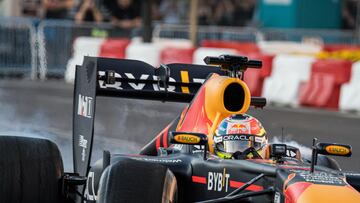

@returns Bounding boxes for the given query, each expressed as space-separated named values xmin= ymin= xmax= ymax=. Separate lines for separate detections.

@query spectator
xmin=42 ymin=0 xmax=74 ymax=19
xmin=198 ymin=0 xmax=212 ymax=25
xmin=232 ymin=0 xmax=256 ymax=27
xmin=213 ymin=0 xmax=235 ymax=26
xmin=151 ymin=0 xmax=162 ymax=21
xmin=75 ymin=0 xmax=103 ymax=23
xmin=106 ymin=0 xmax=141 ymax=29
xmin=342 ymin=0 xmax=358 ymax=30
xmin=22 ymin=0 xmax=42 ymax=17
xmin=158 ymin=0 xmax=186 ymax=24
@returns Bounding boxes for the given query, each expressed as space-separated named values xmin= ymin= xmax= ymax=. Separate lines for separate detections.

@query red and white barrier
xmin=126 ymin=38 xmax=193 ymax=66
xmin=193 ymin=47 xmax=238 ymax=65
xmin=63 ymin=37 xmax=360 ymax=113
xmin=299 ymin=59 xmax=352 ymax=109
xmin=126 ymin=42 xmax=162 ymax=66
xmin=243 ymin=53 xmax=274 ymax=97
xmin=65 ymin=37 xmax=105 ymax=83
xmin=258 ymin=41 xmax=322 ymax=55
xmin=99 ymin=38 xmax=130 ymax=59
xmin=201 ymin=40 xmax=260 ymax=54
xmin=160 ymin=47 xmax=195 ymax=64
xmin=262 ymin=54 xmax=315 ymax=107
xmin=340 ymin=62 xmax=360 ymax=112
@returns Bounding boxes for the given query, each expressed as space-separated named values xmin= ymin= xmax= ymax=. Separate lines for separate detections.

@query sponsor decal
xmin=222 ymin=134 xmax=249 ymax=141
xmin=343 ymin=172 xmax=360 ymax=177
xmin=193 ymin=174 xmax=264 ymax=192
xmin=132 ymin=157 xmax=182 ymax=163
xmin=273 ymin=192 xmax=281 ymax=203
xmin=296 ymin=171 xmax=346 ymax=185
xmin=255 ymin=136 xmax=264 ymax=143
xmin=79 ymin=135 xmax=88 ymax=162
xmin=97 ymin=71 xmax=205 ymax=93
xmin=228 ymin=123 xmax=249 ymax=134
xmin=207 ymin=169 xmax=230 ymax=192
xmin=180 ymin=71 xmax=190 ymax=93
xmin=213 ymin=136 xmax=223 ymax=143
xmin=77 ymin=94 xmax=93 ymax=118
xmin=192 ymin=145 xmax=205 ymax=153
xmin=174 ymin=134 xmax=201 ymax=144
xmin=325 ymin=145 xmax=350 ymax=156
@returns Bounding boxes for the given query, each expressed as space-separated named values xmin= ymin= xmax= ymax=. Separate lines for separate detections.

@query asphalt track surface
xmin=0 ymin=80 xmax=359 ymax=172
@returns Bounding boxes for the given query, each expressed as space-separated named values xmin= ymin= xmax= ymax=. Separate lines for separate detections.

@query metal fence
xmin=0 ymin=17 xmax=37 ymax=78
xmin=153 ymin=24 xmax=260 ymax=42
xmin=153 ymin=24 xmax=360 ymax=45
xmin=260 ymin=28 xmax=359 ymax=44
xmin=0 ymin=18 xmax=359 ymax=79
xmin=37 ymin=20 xmax=133 ymax=79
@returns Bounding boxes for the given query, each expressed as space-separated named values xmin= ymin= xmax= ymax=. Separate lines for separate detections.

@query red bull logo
xmin=228 ymin=123 xmax=248 ymax=134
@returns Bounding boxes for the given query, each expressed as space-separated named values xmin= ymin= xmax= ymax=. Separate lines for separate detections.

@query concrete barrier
xmin=125 ymin=41 xmax=162 ymax=67
xmin=65 ymin=37 xmax=104 ymax=83
xmin=193 ymin=47 xmax=238 ymax=65
xmin=340 ymin=62 xmax=360 ymax=112
xmin=63 ymin=38 xmax=360 ymax=113
xmin=262 ymin=54 xmax=315 ymax=106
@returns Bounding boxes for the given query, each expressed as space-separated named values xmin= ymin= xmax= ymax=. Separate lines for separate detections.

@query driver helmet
xmin=214 ymin=114 xmax=267 ymax=159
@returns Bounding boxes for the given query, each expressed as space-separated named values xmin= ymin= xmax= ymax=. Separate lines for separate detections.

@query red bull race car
xmin=1 ymin=55 xmax=360 ymax=203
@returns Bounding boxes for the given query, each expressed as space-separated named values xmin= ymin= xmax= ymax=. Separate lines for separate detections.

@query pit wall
xmin=65 ymin=37 xmax=360 ymax=113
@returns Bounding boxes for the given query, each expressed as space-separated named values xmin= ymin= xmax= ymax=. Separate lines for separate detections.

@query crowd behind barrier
xmin=19 ymin=0 xmax=258 ymax=28
xmin=1 ymin=18 xmax=360 ymax=113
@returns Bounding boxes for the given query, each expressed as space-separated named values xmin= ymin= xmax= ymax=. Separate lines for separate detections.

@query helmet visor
xmin=223 ymin=140 xmax=251 ymax=153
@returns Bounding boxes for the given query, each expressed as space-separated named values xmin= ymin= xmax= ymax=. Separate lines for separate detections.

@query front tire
xmin=97 ymin=158 xmax=177 ymax=203
xmin=0 ymin=136 xmax=64 ymax=203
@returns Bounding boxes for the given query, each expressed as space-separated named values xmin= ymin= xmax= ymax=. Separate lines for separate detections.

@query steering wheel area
xmin=232 ymin=147 xmax=262 ymax=160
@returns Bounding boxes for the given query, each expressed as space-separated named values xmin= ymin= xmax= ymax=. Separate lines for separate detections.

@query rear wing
xmin=73 ymin=56 xmax=266 ymax=177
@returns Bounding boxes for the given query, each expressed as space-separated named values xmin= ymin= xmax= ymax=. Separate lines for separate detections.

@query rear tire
xmin=97 ymin=158 xmax=177 ymax=203
xmin=0 ymin=136 xmax=64 ymax=203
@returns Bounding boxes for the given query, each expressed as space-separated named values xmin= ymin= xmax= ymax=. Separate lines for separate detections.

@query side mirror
xmin=310 ymin=139 xmax=352 ymax=173
xmin=316 ymin=143 xmax=352 ymax=157
xmin=170 ymin=132 xmax=208 ymax=160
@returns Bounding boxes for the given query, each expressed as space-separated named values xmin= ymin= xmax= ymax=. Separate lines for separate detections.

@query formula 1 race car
xmin=1 ymin=55 xmax=360 ymax=203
